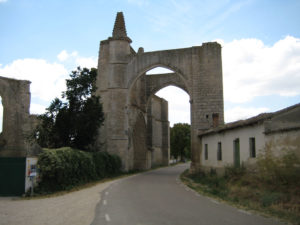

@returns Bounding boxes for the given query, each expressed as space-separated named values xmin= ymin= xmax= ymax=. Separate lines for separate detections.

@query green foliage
xmin=93 ymin=151 xmax=122 ymax=178
xmin=170 ymin=123 xmax=191 ymax=161
xmin=34 ymin=67 xmax=104 ymax=151
xmin=260 ymin=191 xmax=284 ymax=207
xmin=37 ymin=148 xmax=122 ymax=192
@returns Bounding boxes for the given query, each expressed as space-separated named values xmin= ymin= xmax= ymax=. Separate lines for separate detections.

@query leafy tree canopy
xmin=170 ymin=123 xmax=191 ymax=161
xmin=34 ymin=67 xmax=104 ymax=151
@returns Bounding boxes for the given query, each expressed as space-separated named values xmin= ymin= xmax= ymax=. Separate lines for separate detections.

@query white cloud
xmin=75 ymin=57 xmax=97 ymax=69
xmin=57 ymin=50 xmax=78 ymax=62
xmin=30 ymin=103 xmax=47 ymax=115
xmin=222 ymin=36 xmax=300 ymax=103
xmin=57 ymin=50 xmax=69 ymax=61
xmin=225 ymin=106 xmax=269 ymax=123
xmin=0 ymin=50 xmax=97 ymax=115
xmin=0 ymin=0 xmax=8 ymax=3
xmin=0 ymin=58 xmax=68 ymax=102
xmin=57 ymin=50 xmax=96 ymax=68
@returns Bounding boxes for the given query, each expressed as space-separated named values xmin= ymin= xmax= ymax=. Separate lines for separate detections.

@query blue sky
xmin=1 ymin=0 xmax=300 ymax=126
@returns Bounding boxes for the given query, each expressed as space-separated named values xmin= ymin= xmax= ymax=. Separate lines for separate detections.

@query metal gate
xmin=0 ymin=157 xmax=26 ymax=196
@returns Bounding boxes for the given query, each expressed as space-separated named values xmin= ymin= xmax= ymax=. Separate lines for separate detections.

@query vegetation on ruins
xmin=170 ymin=123 xmax=191 ymax=161
xmin=181 ymin=148 xmax=300 ymax=224
xmin=33 ymin=67 xmax=104 ymax=151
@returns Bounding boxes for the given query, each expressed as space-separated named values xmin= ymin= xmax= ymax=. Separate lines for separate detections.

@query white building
xmin=198 ymin=103 xmax=300 ymax=174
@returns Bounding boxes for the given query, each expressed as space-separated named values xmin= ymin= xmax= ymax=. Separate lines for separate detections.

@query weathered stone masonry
xmin=0 ymin=76 xmax=39 ymax=157
xmin=95 ymin=12 xmax=224 ymax=171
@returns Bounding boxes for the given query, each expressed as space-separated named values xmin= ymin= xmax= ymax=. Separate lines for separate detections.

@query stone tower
xmin=96 ymin=12 xmax=224 ymax=172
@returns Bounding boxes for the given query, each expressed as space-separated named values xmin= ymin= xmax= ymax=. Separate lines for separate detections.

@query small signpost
xmin=29 ymin=165 xmax=37 ymax=196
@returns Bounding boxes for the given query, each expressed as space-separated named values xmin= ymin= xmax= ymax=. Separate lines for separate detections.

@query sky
xmin=0 ymin=0 xmax=300 ymax=127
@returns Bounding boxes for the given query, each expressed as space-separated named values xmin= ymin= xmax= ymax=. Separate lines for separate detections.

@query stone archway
xmin=95 ymin=12 xmax=224 ymax=171
xmin=128 ymin=64 xmax=189 ymax=170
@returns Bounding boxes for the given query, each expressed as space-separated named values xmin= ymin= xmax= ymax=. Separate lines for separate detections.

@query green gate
xmin=0 ymin=157 xmax=26 ymax=196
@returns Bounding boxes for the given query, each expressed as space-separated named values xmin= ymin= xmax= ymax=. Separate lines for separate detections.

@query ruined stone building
xmin=0 ymin=76 xmax=39 ymax=158
xmin=95 ymin=12 xmax=224 ymax=171
xmin=0 ymin=12 xmax=225 ymax=173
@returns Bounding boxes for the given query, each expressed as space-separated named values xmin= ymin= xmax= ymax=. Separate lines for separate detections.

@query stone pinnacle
xmin=112 ymin=12 xmax=132 ymax=43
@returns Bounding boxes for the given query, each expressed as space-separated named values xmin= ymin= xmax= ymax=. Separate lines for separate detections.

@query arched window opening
xmin=151 ymin=86 xmax=190 ymax=164
xmin=155 ymin=86 xmax=190 ymax=126
xmin=146 ymin=67 xmax=174 ymax=75
xmin=0 ymin=96 xmax=3 ymax=133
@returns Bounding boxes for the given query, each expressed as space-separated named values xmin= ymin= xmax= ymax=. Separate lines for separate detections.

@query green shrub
xmin=260 ymin=191 xmax=283 ymax=207
xmin=93 ymin=152 xmax=122 ymax=178
xmin=93 ymin=151 xmax=107 ymax=178
xmin=37 ymin=147 xmax=122 ymax=192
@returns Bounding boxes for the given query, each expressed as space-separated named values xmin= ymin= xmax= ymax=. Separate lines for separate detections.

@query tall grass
xmin=184 ymin=148 xmax=300 ymax=224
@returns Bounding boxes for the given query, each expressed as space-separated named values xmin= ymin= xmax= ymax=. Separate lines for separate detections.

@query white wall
xmin=265 ymin=129 xmax=300 ymax=157
xmin=201 ymin=124 xmax=265 ymax=169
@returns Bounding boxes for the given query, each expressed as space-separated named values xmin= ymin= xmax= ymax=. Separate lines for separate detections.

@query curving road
xmin=91 ymin=163 xmax=283 ymax=225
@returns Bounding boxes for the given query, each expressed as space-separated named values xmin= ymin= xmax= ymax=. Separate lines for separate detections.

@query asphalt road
xmin=91 ymin=163 xmax=284 ymax=225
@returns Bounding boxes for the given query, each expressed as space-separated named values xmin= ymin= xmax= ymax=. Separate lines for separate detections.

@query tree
xmin=34 ymin=67 xmax=104 ymax=151
xmin=170 ymin=123 xmax=191 ymax=161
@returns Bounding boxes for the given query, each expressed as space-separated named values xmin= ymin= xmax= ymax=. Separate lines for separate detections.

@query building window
xmin=233 ymin=138 xmax=240 ymax=167
xmin=204 ymin=144 xmax=208 ymax=160
xmin=249 ymin=137 xmax=256 ymax=158
xmin=217 ymin=142 xmax=222 ymax=161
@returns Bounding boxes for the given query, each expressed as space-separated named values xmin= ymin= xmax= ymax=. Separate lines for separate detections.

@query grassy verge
xmin=181 ymin=166 xmax=300 ymax=225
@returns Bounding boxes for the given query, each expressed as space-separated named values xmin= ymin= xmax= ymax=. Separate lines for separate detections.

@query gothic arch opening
xmin=156 ymin=86 xmax=190 ymax=125
xmin=146 ymin=67 xmax=174 ymax=75
xmin=150 ymin=86 xmax=190 ymax=165
xmin=129 ymin=65 xmax=190 ymax=170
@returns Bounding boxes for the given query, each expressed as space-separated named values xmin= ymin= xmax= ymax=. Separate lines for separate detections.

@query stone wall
xmin=148 ymin=95 xmax=169 ymax=167
xmin=0 ymin=76 xmax=40 ymax=157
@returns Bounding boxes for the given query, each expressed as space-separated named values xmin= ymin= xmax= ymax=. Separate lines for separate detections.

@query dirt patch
xmin=0 ymin=180 xmax=115 ymax=225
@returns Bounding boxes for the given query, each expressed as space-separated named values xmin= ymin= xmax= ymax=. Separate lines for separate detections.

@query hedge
xmin=37 ymin=147 xmax=122 ymax=192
